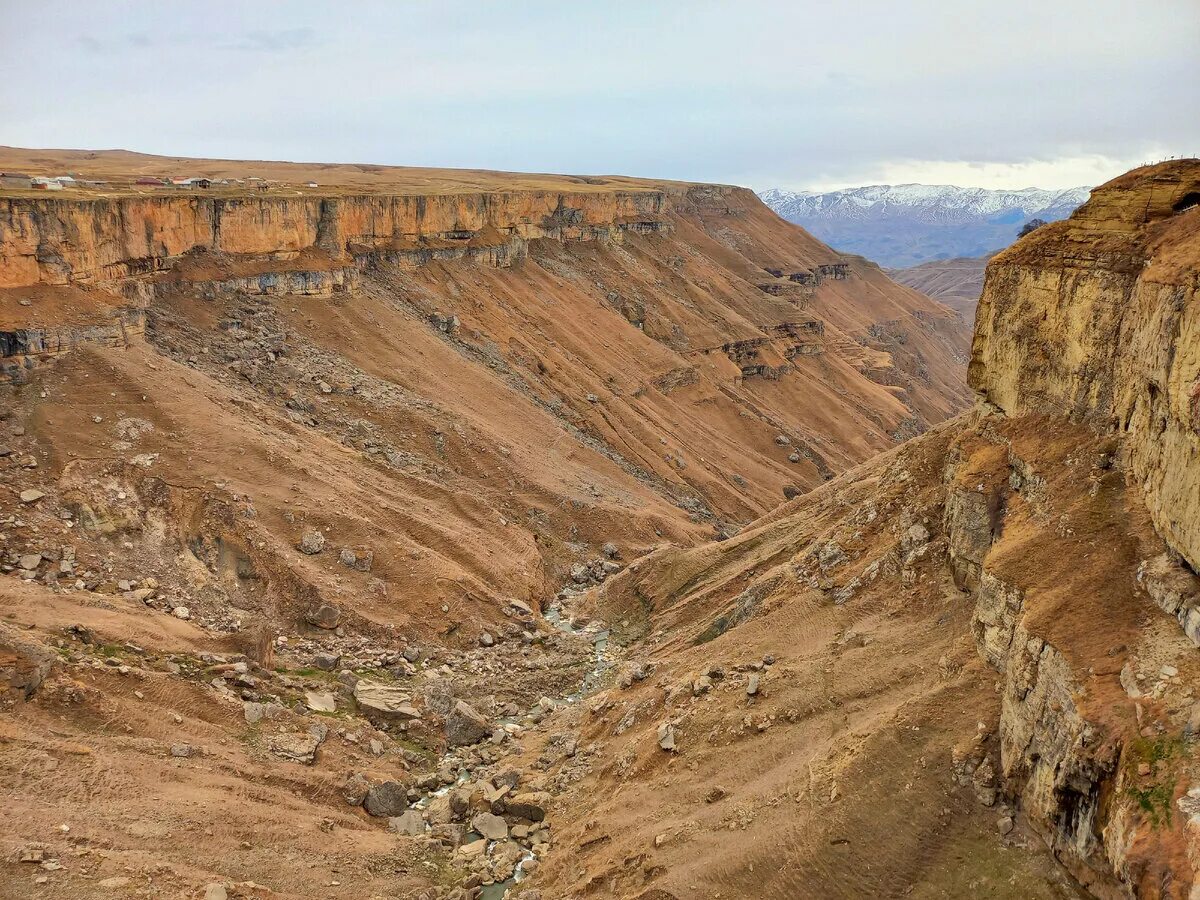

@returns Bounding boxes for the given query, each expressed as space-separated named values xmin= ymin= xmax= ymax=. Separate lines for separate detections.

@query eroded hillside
xmin=522 ymin=160 xmax=1200 ymax=899
xmin=0 ymin=152 xmax=970 ymax=899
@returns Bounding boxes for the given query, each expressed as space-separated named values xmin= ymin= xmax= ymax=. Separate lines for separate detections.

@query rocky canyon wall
xmin=0 ymin=188 xmax=686 ymax=289
xmin=971 ymin=160 xmax=1200 ymax=571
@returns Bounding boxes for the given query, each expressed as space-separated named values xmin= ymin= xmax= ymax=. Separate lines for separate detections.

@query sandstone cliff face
xmin=0 ymin=189 xmax=673 ymax=289
xmin=971 ymin=160 xmax=1200 ymax=572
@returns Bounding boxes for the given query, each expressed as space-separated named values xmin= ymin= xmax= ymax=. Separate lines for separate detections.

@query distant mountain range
xmin=758 ymin=183 xmax=1090 ymax=267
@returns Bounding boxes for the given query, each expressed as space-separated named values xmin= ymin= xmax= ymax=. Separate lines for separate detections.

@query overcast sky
xmin=2 ymin=1 xmax=1196 ymax=191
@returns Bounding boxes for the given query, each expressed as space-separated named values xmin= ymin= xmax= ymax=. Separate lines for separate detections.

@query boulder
xmin=423 ymin=678 xmax=455 ymax=715
xmin=389 ymin=809 xmax=426 ymax=836
xmin=243 ymin=700 xmax=285 ymax=724
xmin=0 ymin=624 xmax=55 ymax=702
xmin=298 ymin=530 xmax=326 ymax=554
xmin=364 ymin=781 xmax=408 ymax=817
xmin=304 ymin=603 xmax=341 ymax=629
xmin=342 ymin=773 xmax=370 ymax=806
xmin=425 ymin=793 xmax=454 ymax=825
xmin=472 ymin=811 xmax=508 ymax=840
xmin=354 ymin=681 xmax=420 ymax=721
xmin=313 ymin=652 xmax=341 ymax=671
xmin=446 ymin=700 xmax=490 ymax=746
xmin=267 ymin=731 xmax=322 ymax=765
xmin=504 ymin=791 xmax=549 ymax=822
xmin=305 ymin=691 xmax=337 ymax=713
xmin=657 ymin=722 xmax=676 ymax=752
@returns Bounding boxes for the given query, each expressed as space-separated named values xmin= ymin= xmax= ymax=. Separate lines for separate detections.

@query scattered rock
xmin=170 ymin=743 xmax=194 ymax=758
xmin=657 ymin=722 xmax=676 ymax=752
xmin=746 ymin=674 xmax=760 ymax=696
xmin=298 ymin=530 xmax=326 ymax=555
xmin=18 ymin=489 xmax=44 ymax=503
xmin=204 ymin=886 xmax=228 ymax=900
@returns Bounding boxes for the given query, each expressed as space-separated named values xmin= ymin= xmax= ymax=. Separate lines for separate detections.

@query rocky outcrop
xmin=0 ymin=624 xmax=55 ymax=703
xmin=0 ymin=189 xmax=681 ymax=290
xmin=0 ymin=305 xmax=145 ymax=381
xmin=971 ymin=160 xmax=1200 ymax=571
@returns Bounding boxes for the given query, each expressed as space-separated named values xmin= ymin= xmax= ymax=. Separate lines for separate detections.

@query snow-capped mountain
xmin=757 ymin=183 xmax=1091 ymax=267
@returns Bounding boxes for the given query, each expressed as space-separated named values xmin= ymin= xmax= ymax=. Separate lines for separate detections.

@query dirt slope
xmin=0 ymin=150 xmax=970 ymax=899
xmin=889 ymin=253 xmax=992 ymax=320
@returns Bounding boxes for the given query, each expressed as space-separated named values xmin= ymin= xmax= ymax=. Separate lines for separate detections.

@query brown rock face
xmin=971 ymin=160 xmax=1200 ymax=570
xmin=0 ymin=624 xmax=54 ymax=702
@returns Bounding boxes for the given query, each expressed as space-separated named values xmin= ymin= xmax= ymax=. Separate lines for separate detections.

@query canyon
xmin=0 ymin=149 xmax=1197 ymax=900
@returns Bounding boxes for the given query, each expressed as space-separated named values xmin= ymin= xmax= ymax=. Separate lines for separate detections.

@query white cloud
xmin=800 ymin=153 xmax=1178 ymax=192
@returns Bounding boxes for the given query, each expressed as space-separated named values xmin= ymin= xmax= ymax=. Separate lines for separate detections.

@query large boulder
xmin=505 ymin=791 xmax=550 ymax=822
xmin=445 ymin=700 xmax=490 ymax=746
xmin=472 ymin=811 xmax=508 ymax=840
xmin=304 ymin=603 xmax=341 ymax=629
xmin=364 ymin=781 xmax=408 ymax=817
xmin=354 ymin=681 xmax=420 ymax=722
xmin=388 ymin=809 xmax=425 ymax=836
